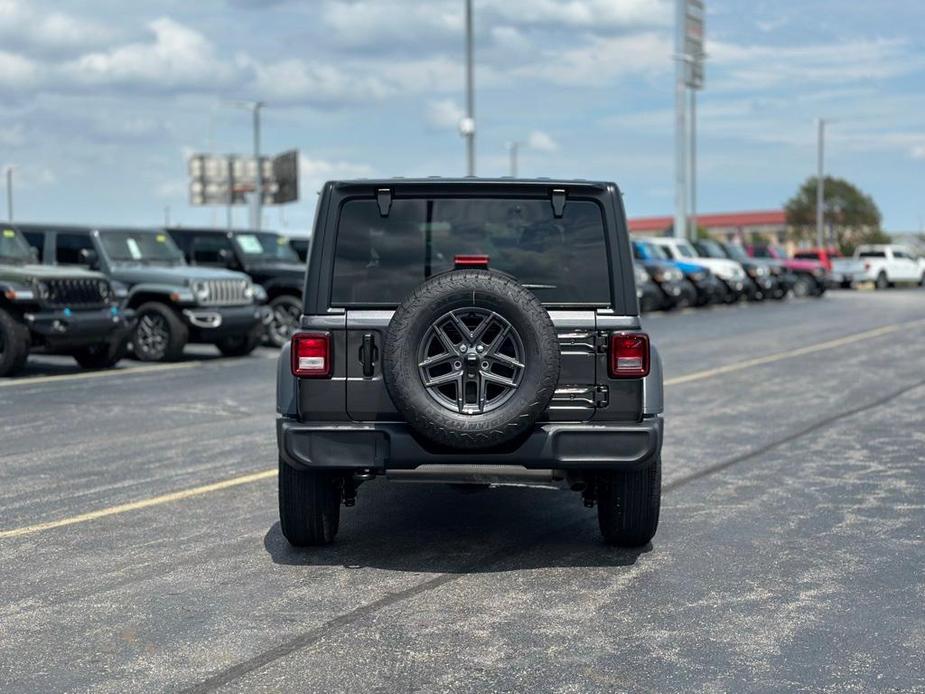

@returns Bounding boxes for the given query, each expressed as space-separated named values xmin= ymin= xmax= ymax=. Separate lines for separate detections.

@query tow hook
xmin=582 ymin=484 xmax=597 ymax=508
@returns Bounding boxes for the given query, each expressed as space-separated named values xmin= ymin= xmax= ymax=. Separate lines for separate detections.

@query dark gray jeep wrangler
xmin=276 ymin=179 xmax=664 ymax=547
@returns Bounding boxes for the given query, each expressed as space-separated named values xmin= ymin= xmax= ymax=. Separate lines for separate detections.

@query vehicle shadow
xmin=263 ymin=482 xmax=651 ymax=574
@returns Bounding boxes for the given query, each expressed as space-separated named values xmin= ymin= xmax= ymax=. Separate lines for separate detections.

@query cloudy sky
xmin=1 ymin=0 xmax=923 ymax=232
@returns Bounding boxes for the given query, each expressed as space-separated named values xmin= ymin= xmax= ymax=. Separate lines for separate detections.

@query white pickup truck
xmin=831 ymin=245 xmax=925 ymax=289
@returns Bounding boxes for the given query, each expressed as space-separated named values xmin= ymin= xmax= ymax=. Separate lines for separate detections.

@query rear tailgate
xmin=344 ymin=309 xmax=603 ymax=422
xmin=831 ymin=258 xmax=867 ymax=281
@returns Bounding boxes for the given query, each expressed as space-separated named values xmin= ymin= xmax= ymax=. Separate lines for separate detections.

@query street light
xmin=4 ymin=165 xmax=14 ymax=222
xmin=816 ymin=118 xmax=834 ymax=249
xmin=463 ymin=0 xmax=475 ymax=176
xmin=507 ymin=141 xmax=523 ymax=178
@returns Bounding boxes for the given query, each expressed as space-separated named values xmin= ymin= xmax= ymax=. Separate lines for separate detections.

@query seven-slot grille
xmin=38 ymin=278 xmax=111 ymax=308
xmin=200 ymin=279 xmax=251 ymax=306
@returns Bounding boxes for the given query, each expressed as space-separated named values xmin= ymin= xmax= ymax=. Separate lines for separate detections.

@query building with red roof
xmin=628 ymin=210 xmax=788 ymax=243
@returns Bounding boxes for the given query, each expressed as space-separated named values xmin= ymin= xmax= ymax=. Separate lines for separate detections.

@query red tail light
xmin=291 ymin=332 xmax=331 ymax=378
xmin=454 ymin=254 xmax=490 ymax=269
xmin=609 ymin=332 xmax=650 ymax=378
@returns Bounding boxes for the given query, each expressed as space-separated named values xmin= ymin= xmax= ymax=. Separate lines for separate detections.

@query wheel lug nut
xmin=476 ymin=345 xmax=484 ymax=353
xmin=459 ymin=345 xmax=467 ymax=352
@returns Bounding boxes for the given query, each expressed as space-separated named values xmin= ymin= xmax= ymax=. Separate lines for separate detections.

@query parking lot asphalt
xmin=1 ymin=290 xmax=924 ymax=693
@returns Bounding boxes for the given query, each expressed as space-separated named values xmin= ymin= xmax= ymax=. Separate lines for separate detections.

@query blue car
xmin=632 ymin=239 xmax=724 ymax=306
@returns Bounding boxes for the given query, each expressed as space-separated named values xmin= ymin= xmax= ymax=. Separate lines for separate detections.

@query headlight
xmin=191 ymin=280 xmax=210 ymax=302
xmin=110 ymin=280 xmax=129 ymax=300
xmin=689 ymin=271 xmax=707 ymax=282
xmin=243 ymin=282 xmax=255 ymax=300
xmin=97 ymin=279 xmax=112 ymax=301
xmin=35 ymin=280 xmax=49 ymax=301
xmin=634 ymin=267 xmax=649 ymax=284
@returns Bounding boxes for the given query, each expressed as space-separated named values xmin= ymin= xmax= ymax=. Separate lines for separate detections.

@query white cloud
xmin=514 ymin=31 xmax=670 ymax=86
xmin=426 ymin=99 xmax=465 ymax=129
xmin=60 ymin=18 xmax=236 ymax=91
xmin=708 ymin=38 xmax=923 ymax=91
xmin=909 ymin=144 xmax=925 ymax=160
xmin=527 ymin=130 xmax=558 ymax=152
xmin=0 ymin=0 xmax=114 ymax=54
xmin=486 ymin=0 xmax=671 ymax=28
xmin=299 ymin=155 xmax=375 ymax=192
xmin=320 ymin=1 xmax=462 ymax=48
xmin=0 ymin=49 xmax=39 ymax=88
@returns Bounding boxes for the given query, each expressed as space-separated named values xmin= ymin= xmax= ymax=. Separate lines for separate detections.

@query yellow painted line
xmin=3 ymin=318 xmax=923 ymax=540
xmin=665 ymin=319 xmax=925 ymax=386
xmin=0 ymin=352 xmax=277 ymax=389
xmin=0 ymin=469 xmax=277 ymax=539
xmin=0 ymin=360 xmax=204 ymax=388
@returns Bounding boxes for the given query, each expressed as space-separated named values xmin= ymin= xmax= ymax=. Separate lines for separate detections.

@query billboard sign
xmin=685 ymin=0 xmax=705 ymax=89
xmin=188 ymin=150 xmax=298 ymax=206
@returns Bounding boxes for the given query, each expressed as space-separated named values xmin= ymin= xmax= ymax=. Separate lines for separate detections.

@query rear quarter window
xmin=330 ymin=197 xmax=612 ymax=306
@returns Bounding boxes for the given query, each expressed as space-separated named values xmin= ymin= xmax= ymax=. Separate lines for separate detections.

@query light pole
xmin=688 ymin=89 xmax=697 ymax=239
xmin=4 ymin=166 xmax=13 ymax=222
xmin=815 ymin=118 xmax=830 ymax=249
xmin=507 ymin=141 xmax=521 ymax=178
xmin=673 ymin=0 xmax=688 ymax=239
xmin=464 ymin=0 xmax=475 ymax=176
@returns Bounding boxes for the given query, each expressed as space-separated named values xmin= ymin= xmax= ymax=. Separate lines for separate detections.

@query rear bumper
xmin=277 ymin=416 xmax=663 ymax=472
xmin=25 ymin=307 xmax=134 ymax=348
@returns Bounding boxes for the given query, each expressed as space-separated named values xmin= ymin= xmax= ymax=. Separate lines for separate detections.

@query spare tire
xmin=383 ymin=269 xmax=560 ymax=449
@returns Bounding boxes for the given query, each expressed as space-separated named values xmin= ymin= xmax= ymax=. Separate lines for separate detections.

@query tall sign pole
xmin=673 ymin=0 xmax=688 ymax=239
xmin=252 ymin=101 xmax=265 ymax=231
xmin=5 ymin=167 xmax=12 ymax=223
xmin=681 ymin=0 xmax=705 ymax=240
xmin=689 ymin=89 xmax=697 ymax=239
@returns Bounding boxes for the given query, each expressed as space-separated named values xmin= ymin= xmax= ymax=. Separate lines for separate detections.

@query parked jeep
xmin=1 ymin=225 xmax=133 ymax=376
xmin=277 ymin=179 xmax=664 ymax=548
xmin=19 ymin=224 xmax=269 ymax=361
xmin=166 ymin=227 xmax=305 ymax=348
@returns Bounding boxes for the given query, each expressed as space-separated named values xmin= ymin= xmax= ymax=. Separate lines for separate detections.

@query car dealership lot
xmin=2 ymin=290 xmax=924 ymax=692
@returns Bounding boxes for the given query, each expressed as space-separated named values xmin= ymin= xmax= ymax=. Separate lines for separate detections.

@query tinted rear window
xmin=331 ymin=198 xmax=610 ymax=306
xmin=858 ymin=251 xmax=886 ymax=258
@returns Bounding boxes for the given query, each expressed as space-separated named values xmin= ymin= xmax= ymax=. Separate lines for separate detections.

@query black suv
xmin=20 ymin=224 xmax=268 ymax=361
xmin=166 ymin=227 xmax=305 ymax=348
xmin=276 ymin=179 xmax=664 ymax=547
xmin=1 ymin=225 xmax=132 ymax=376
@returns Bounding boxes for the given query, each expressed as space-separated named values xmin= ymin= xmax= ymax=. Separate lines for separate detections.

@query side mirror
xmin=218 ymin=248 xmax=239 ymax=268
xmin=79 ymin=247 xmax=100 ymax=270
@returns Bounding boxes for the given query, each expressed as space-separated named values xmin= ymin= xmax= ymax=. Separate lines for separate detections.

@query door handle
xmin=359 ymin=333 xmax=378 ymax=378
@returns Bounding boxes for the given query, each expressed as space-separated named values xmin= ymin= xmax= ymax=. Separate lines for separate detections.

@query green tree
xmin=785 ymin=176 xmax=887 ymax=254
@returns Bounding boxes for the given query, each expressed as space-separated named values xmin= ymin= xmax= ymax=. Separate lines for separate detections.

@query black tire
xmin=597 ymin=456 xmax=661 ymax=547
xmin=266 ymin=294 xmax=302 ymax=348
xmin=216 ymin=326 xmax=262 ymax=357
xmin=919 ymin=272 xmax=925 ymax=288
xmin=0 ymin=306 xmax=30 ymax=377
xmin=73 ymin=338 xmax=127 ymax=370
xmin=792 ymin=275 xmax=813 ymax=298
xmin=278 ymin=458 xmax=341 ymax=546
xmin=132 ymin=302 xmax=188 ymax=362
xmin=383 ymin=269 xmax=560 ymax=450
xmin=875 ymin=272 xmax=889 ymax=291
xmin=840 ymin=280 xmax=853 ymax=290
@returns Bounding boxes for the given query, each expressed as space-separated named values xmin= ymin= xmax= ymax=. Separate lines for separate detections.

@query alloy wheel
xmin=417 ymin=307 xmax=525 ymax=415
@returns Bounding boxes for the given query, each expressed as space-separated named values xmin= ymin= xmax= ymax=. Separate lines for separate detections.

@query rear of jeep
xmin=276 ymin=179 xmax=664 ymax=547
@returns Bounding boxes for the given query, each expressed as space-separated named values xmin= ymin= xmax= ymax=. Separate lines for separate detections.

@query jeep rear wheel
xmin=73 ymin=338 xmax=127 ymax=370
xmin=278 ymin=459 xmax=341 ymax=546
xmin=596 ymin=456 xmax=661 ymax=547
xmin=132 ymin=302 xmax=188 ymax=362
xmin=0 ymin=307 xmax=30 ymax=377
xmin=383 ymin=269 xmax=560 ymax=450
xmin=266 ymin=294 xmax=302 ymax=348
xmin=216 ymin=326 xmax=262 ymax=357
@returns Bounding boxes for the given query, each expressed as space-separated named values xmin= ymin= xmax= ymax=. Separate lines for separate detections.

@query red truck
xmin=747 ymin=245 xmax=828 ymax=297
xmin=792 ymin=247 xmax=842 ymax=273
